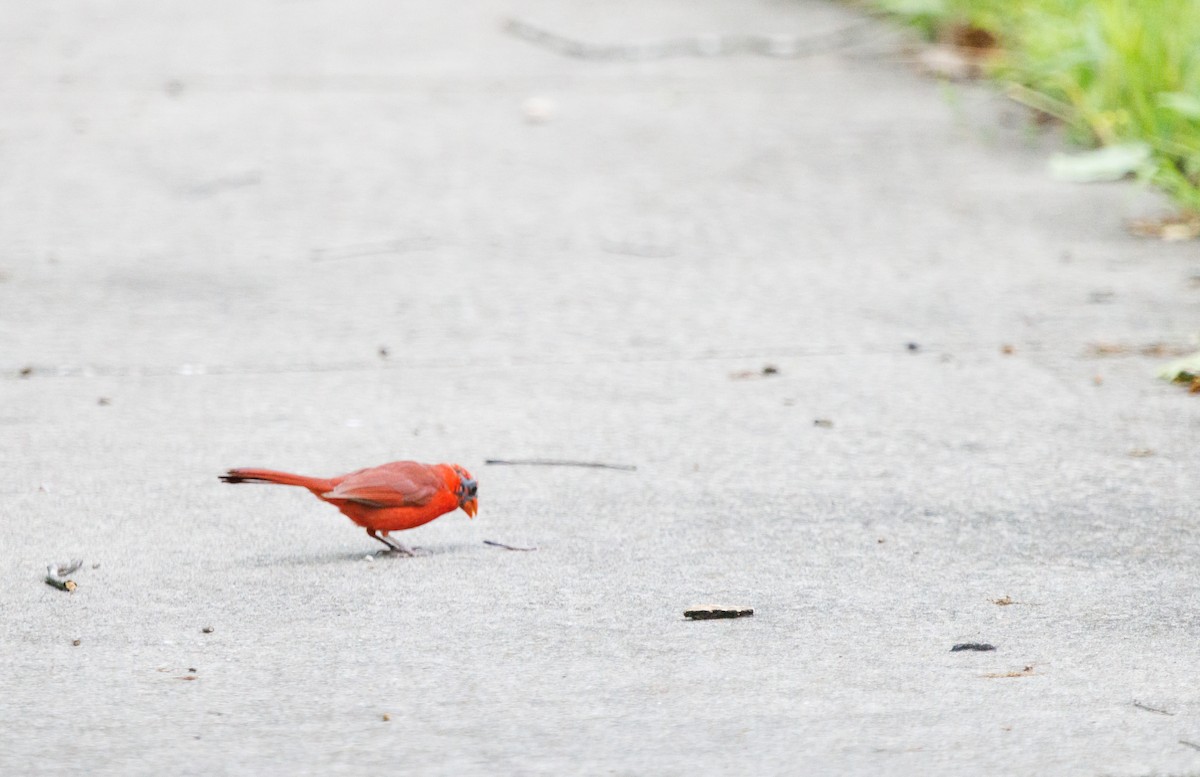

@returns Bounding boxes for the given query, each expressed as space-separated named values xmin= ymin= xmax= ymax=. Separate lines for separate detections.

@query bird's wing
xmin=322 ymin=462 xmax=443 ymax=508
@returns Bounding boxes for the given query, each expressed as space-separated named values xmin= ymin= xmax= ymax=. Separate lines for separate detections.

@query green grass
xmin=874 ymin=0 xmax=1200 ymax=212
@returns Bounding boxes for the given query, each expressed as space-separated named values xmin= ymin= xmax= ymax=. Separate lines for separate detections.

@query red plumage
xmin=221 ymin=460 xmax=478 ymax=554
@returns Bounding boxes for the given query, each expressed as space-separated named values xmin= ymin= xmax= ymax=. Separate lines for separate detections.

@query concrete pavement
xmin=2 ymin=1 xmax=1200 ymax=774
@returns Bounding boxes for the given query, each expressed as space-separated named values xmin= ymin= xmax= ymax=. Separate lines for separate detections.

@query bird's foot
xmin=369 ymin=530 xmax=421 ymax=557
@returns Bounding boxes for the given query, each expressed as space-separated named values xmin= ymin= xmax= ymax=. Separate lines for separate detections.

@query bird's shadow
xmin=249 ymin=541 xmax=485 ymax=568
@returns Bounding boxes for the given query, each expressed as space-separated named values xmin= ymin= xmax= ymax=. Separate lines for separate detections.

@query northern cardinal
xmin=220 ymin=461 xmax=478 ymax=555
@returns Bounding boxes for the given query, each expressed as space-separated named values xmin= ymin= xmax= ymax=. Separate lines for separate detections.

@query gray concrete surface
xmin=3 ymin=1 xmax=1200 ymax=774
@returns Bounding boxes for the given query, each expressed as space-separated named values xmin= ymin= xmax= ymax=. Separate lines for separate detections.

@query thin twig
xmin=485 ymin=458 xmax=636 ymax=472
xmin=1180 ymin=740 xmax=1200 ymax=751
xmin=1133 ymin=700 xmax=1174 ymax=716
xmin=484 ymin=540 xmax=538 ymax=552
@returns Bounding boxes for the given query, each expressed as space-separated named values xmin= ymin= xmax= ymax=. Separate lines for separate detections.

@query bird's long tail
xmin=219 ymin=468 xmax=333 ymax=492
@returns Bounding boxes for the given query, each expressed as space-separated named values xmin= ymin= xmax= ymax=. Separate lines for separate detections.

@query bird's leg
xmin=381 ymin=532 xmax=418 ymax=556
xmin=367 ymin=529 xmax=414 ymax=557
xmin=367 ymin=529 xmax=406 ymax=554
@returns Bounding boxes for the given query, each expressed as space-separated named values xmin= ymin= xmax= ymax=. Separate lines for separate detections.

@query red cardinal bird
xmin=220 ymin=461 xmax=477 ymax=555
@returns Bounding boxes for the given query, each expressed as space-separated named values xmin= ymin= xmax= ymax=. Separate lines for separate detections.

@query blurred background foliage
xmin=874 ymin=0 xmax=1200 ymax=211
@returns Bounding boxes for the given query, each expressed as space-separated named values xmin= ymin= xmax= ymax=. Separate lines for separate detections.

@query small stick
xmin=1132 ymin=701 xmax=1174 ymax=716
xmin=485 ymin=458 xmax=636 ymax=472
xmin=484 ymin=540 xmax=538 ymax=552
xmin=1180 ymin=740 xmax=1200 ymax=751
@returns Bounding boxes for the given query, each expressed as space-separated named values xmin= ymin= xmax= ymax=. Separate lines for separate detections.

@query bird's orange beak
xmin=462 ymin=498 xmax=478 ymax=519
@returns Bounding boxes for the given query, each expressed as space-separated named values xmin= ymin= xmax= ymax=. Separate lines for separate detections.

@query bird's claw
xmin=383 ymin=545 xmax=423 ymax=557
